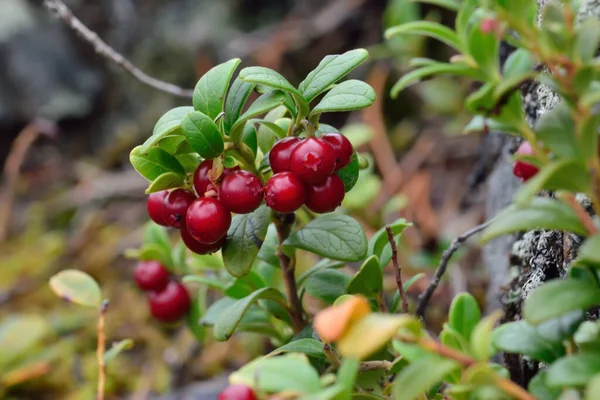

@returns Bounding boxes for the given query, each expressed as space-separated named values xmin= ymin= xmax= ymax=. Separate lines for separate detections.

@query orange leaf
xmin=313 ymin=295 xmax=371 ymax=342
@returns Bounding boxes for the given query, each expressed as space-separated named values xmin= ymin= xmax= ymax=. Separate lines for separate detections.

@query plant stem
xmin=301 ymin=119 xmax=317 ymax=138
xmin=323 ymin=343 xmax=341 ymax=368
xmin=386 ymin=226 xmax=408 ymax=314
xmin=273 ymin=212 xmax=306 ymax=333
xmin=562 ymin=193 xmax=598 ymax=235
xmin=358 ymin=360 xmax=393 ymax=372
xmin=415 ymin=220 xmax=492 ymax=320
xmin=97 ymin=300 xmax=109 ymax=400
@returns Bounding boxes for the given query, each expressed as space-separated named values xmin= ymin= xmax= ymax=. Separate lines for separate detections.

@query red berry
xmin=480 ymin=17 xmax=497 ymax=34
xmin=163 ymin=189 xmax=196 ymax=229
xmin=186 ymin=197 xmax=232 ymax=244
xmin=269 ymin=137 xmax=301 ymax=173
xmin=218 ymin=385 xmax=257 ymax=400
xmin=513 ymin=141 xmax=539 ymax=182
xmin=147 ymin=191 xmax=169 ymax=226
xmin=306 ymin=175 xmax=345 ymax=213
xmin=290 ymin=137 xmax=337 ymax=184
xmin=181 ymin=223 xmax=225 ymax=254
xmin=148 ymin=281 xmax=191 ymax=322
xmin=193 ymin=160 xmax=240 ymax=196
xmin=265 ymin=172 xmax=306 ymax=213
xmin=322 ymin=133 xmax=354 ymax=170
xmin=134 ymin=260 xmax=170 ymax=292
xmin=219 ymin=170 xmax=264 ymax=214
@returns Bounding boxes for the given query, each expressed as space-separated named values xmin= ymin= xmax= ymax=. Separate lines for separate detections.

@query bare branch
xmin=386 ymin=226 xmax=409 ymax=313
xmin=415 ymin=220 xmax=492 ymax=320
xmin=43 ymin=0 xmax=194 ymax=98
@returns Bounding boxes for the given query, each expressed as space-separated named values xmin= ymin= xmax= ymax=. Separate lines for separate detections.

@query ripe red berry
xmin=148 ymin=281 xmax=191 ymax=322
xmin=265 ymin=172 xmax=306 ymax=213
xmin=218 ymin=384 xmax=257 ymax=400
xmin=322 ymin=133 xmax=354 ymax=170
xmin=181 ymin=223 xmax=225 ymax=254
xmin=219 ymin=170 xmax=264 ymax=214
xmin=306 ymin=174 xmax=345 ymax=213
xmin=134 ymin=260 xmax=170 ymax=292
xmin=269 ymin=137 xmax=301 ymax=173
xmin=147 ymin=191 xmax=169 ymax=226
xmin=163 ymin=189 xmax=196 ymax=229
xmin=186 ymin=197 xmax=232 ymax=244
xmin=193 ymin=160 xmax=240 ymax=196
xmin=290 ymin=137 xmax=336 ymax=184
xmin=513 ymin=141 xmax=539 ymax=182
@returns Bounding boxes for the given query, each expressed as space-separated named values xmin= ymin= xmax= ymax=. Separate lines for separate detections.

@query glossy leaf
xmin=492 ymin=321 xmax=566 ymax=363
xmin=503 ymin=48 xmax=534 ymax=78
xmin=575 ymin=234 xmax=600 ymax=267
xmin=200 ymin=297 xmax=236 ymax=326
xmin=481 ymin=197 xmax=589 ymax=243
xmin=368 ymin=219 xmax=412 ymax=267
xmin=141 ymin=106 xmax=194 ymax=152
xmin=385 ymin=21 xmax=462 ymax=50
xmin=470 ymin=311 xmax=502 ymax=361
xmin=145 ymin=172 xmax=185 ymax=194
xmin=346 ymin=255 xmax=383 ymax=297
xmin=181 ymin=111 xmax=224 ymax=159
xmin=239 ymin=66 xmax=301 ymax=96
xmin=305 ymin=269 xmax=350 ymax=304
xmin=267 ymin=338 xmax=326 ymax=359
xmin=392 ymin=357 xmax=459 ymax=400
xmin=336 ymin=152 xmax=360 ymax=192
xmin=390 ymin=63 xmax=479 ymax=98
xmin=310 ymin=80 xmax=375 ymax=115
xmin=576 ymin=17 xmax=600 ymax=62
xmin=297 ymin=259 xmax=346 ymax=288
xmin=524 ymin=279 xmax=600 ymax=325
xmin=222 ymin=205 xmax=270 ymax=277
xmin=213 ymin=288 xmax=287 ymax=341
xmin=535 ymin=102 xmax=580 ymax=159
xmin=528 ymin=370 xmax=562 ymax=400
xmin=224 ymin=78 xmax=255 ymax=133
xmin=230 ymin=91 xmax=287 ymax=143
xmin=468 ymin=22 xmax=499 ymax=76
xmin=143 ymin=222 xmax=171 ymax=252
xmin=193 ymin=58 xmax=241 ymax=119
xmin=49 ymin=270 xmax=102 ymax=308
xmin=546 ymin=354 xmax=600 ymax=387
xmin=283 ymin=214 xmax=367 ymax=262
xmin=448 ymin=292 xmax=481 ymax=341
xmin=130 ymin=146 xmax=185 ymax=181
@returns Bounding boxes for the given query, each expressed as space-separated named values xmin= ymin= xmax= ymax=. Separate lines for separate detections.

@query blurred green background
xmin=0 ymin=0 xmax=489 ymax=398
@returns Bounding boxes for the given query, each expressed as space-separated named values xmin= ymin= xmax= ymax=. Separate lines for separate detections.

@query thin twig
xmin=358 ymin=360 xmax=393 ymax=372
xmin=386 ymin=226 xmax=408 ymax=314
xmin=415 ymin=220 xmax=492 ymax=320
xmin=97 ymin=300 xmax=109 ymax=400
xmin=0 ymin=119 xmax=57 ymax=243
xmin=274 ymin=213 xmax=306 ymax=333
xmin=43 ymin=0 xmax=193 ymax=98
xmin=562 ymin=193 xmax=598 ymax=235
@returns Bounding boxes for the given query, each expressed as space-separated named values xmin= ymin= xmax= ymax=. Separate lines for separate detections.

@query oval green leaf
xmin=49 ymin=269 xmax=102 ymax=308
xmin=448 ymin=292 xmax=481 ymax=341
xmin=390 ymin=62 xmax=480 ymax=98
xmin=310 ymin=80 xmax=375 ymax=116
xmin=266 ymin=338 xmax=326 ymax=359
xmin=181 ymin=111 xmax=224 ymax=159
xmin=193 ymin=58 xmax=241 ymax=119
xmin=130 ymin=146 xmax=186 ymax=181
xmin=336 ymin=152 xmax=359 ymax=192
xmin=346 ymin=255 xmax=383 ymax=297
xmin=230 ymin=91 xmax=287 ymax=143
xmin=283 ymin=214 xmax=367 ymax=262
xmin=145 ymin=172 xmax=185 ymax=194
xmin=546 ymin=354 xmax=600 ymax=388
xmin=385 ymin=21 xmax=462 ymax=50
xmin=224 ymin=78 xmax=256 ymax=133
xmin=392 ymin=357 xmax=459 ymax=400
xmin=140 ymin=106 xmax=194 ymax=152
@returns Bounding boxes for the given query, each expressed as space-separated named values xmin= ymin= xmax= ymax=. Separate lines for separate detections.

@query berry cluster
xmin=512 ymin=141 xmax=539 ymax=182
xmin=147 ymin=159 xmax=264 ymax=254
xmin=134 ymin=260 xmax=191 ymax=322
xmin=266 ymin=132 xmax=353 ymax=213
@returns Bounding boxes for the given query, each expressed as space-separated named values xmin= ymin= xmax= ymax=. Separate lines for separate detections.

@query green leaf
xmin=156 ymin=135 xmax=189 ymax=154
xmin=135 ymin=243 xmax=174 ymax=271
xmin=182 ymin=275 xmax=225 ymax=290
xmin=141 ymin=106 xmax=194 ymax=152
xmin=493 ymin=72 xmax=537 ymax=103
xmin=187 ymin=287 xmax=206 ymax=341
xmin=576 ymin=17 xmax=600 ymax=62
xmin=310 ymin=80 xmax=375 ymax=116
xmin=337 ymin=357 xmax=360 ymax=398
xmin=181 ymin=111 xmax=224 ymax=159
xmin=586 ymin=373 xmax=600 ymax=400
xmin=224 ymin=271 xmax=267 ymax=299
xmin=176 ymin=153 xmax=201 ymax=173
xmin=367 ymin=219 xmax=412 ymax=267
xmin=242 ymin=123 xmax=258 ymax=156
xmin=503 ymin=48 xmax=534 ymax=78
xmin=448 ymin=292 xmax=481 ymax=341
xmin=193 ymin=58 xmax=241 ymax=119
xmin=409 ymin=0 xmax=460 ymax=11
xmin=222 ymin=205 xmax=270 ymax=277
xmin=496 ymin=0 xmax=536 ymax=26
xmin=213 ymin=288 xmax=287 ymax=341
xmin=346 ymin=255 xmax=383 ymax=297
xmin=575 ymin=234 xmax=600 ymax=267
xmin=297 ymin=259 xmax=346 ymax=288
xmin=528 ymin=370 xmax=562 ymax=400
xmin=230 ymin=91 xmax=287 ymax=143
xmin=391 ymin=273 xmax=426 ymax=312
xmin=130 ymin=146 xmax=186 ymax=181
xmin=230 ymin=353 xmax=322 ymax=394
xmin=524 ymin=279 xmax=600 ymax=325
xmin=283 ymin=214 xmax=367 ymax=262
xmin=392 ymin=357 xmax=459 ymax=400
xmin=299 ymin=49 xmax=369 ymax=102
xmin=514 ymin=159 xmax=590 ymax=205
xmin=546 ymin=354 xmax=600 ymax=388
xmin=385 ymin=21 xmax=462 ymax=50
xmin=224 ymin=78 xmax=256 ymax=133
xmin=492 ymin=321 xmax=565 ymax=363
xmin=104 ymin=339 xmax=133 ymax=364
xmin=49 ymin=270 xmax=102 ymax=308
xmin=535 ymin=102 xmax=580 ymax=159
xmin=390 ymin=63 xmax=479 ymax=98
xmin=145 ymin=172 xmax=185 ymax=194
xmin=0 ymin=315 xmax=48 ymax=369
xmin=470 ymin=311 xmax=502 ymax=361
xmin=467 ymin=22 xmax=499 ymax=76
xmin=305 ymin=269 xmax=350 ymax=304
xmin=575 ymin=321 xmax=600 ymax=352
xmin=335 ymin=152 xmax=360 ymax=193
xmin=239 ymin=66 xmax=301 ymax=96
xmin=201 ymin=297 xmax=235 ymax=326
xmin=143 ymin=222 xmax=171 ymax=252
xmin=257 ymin=224 xmax=279 ymax=267
xmin=266 ymin=338 xmax=326 ymax=359
xmin=481 ymin=197 xmax=589 ymax=243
